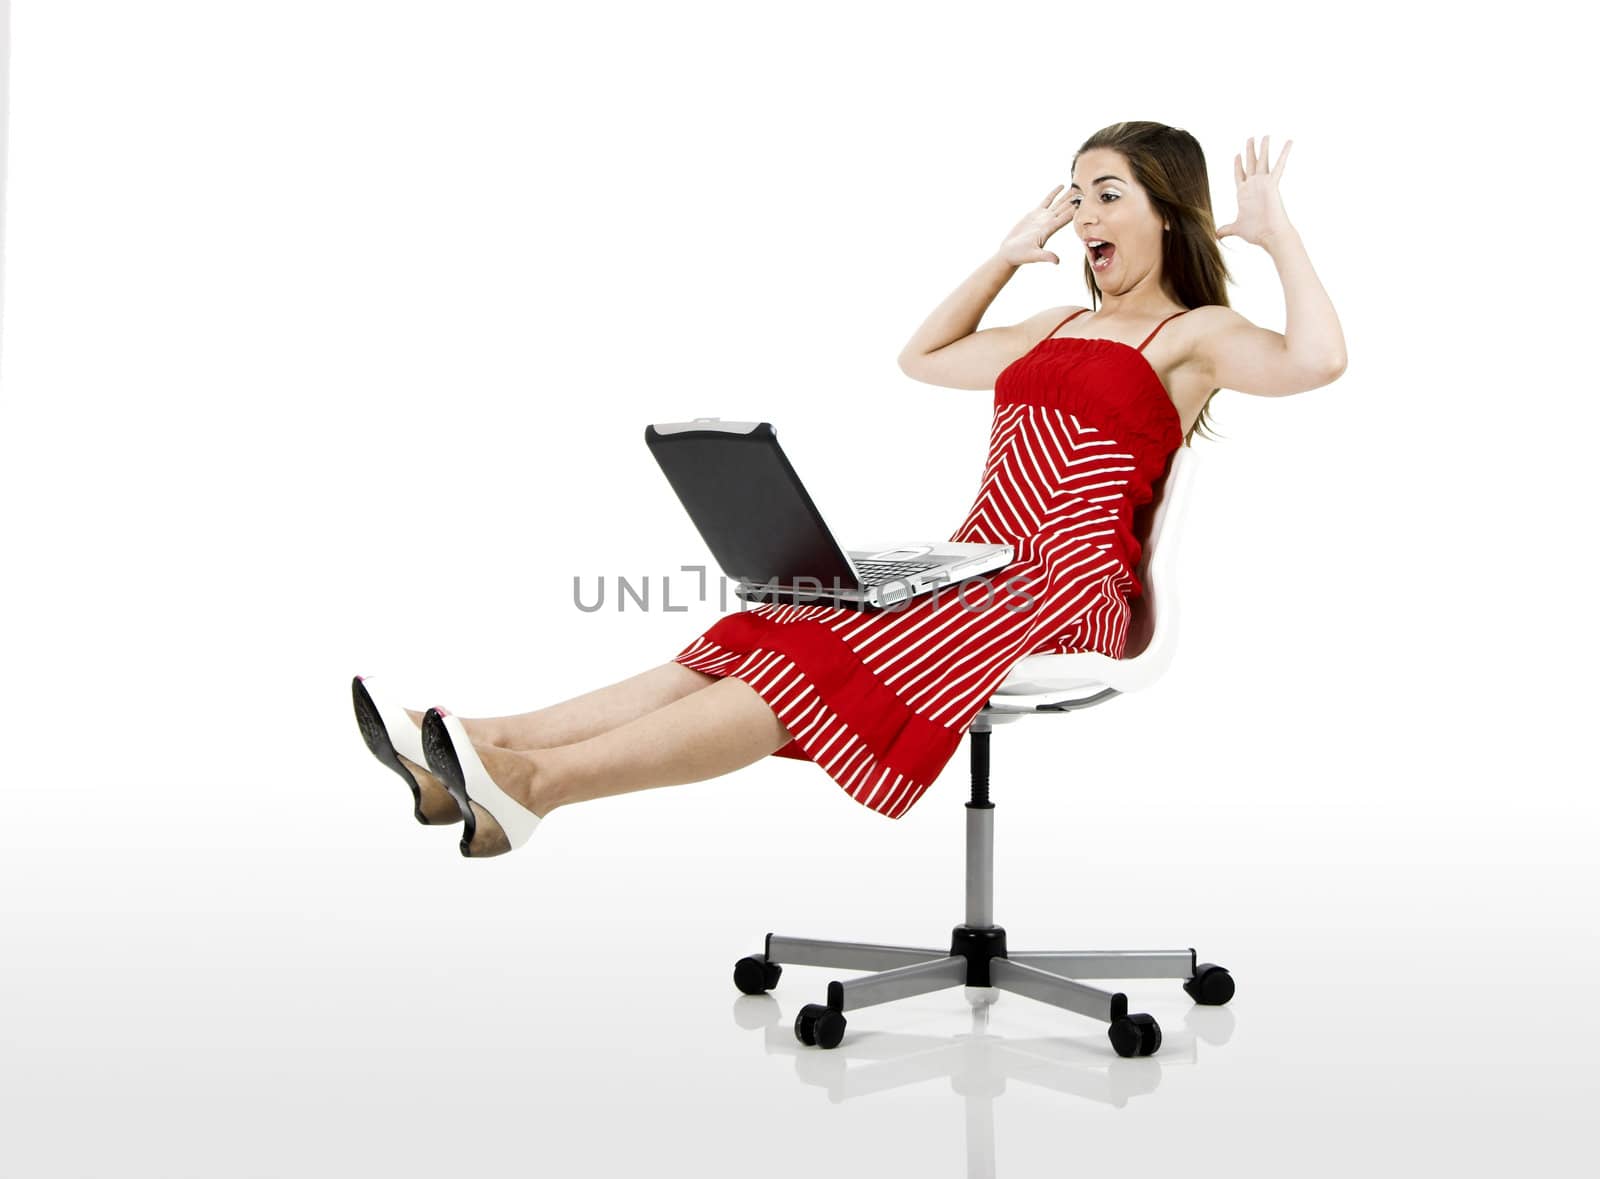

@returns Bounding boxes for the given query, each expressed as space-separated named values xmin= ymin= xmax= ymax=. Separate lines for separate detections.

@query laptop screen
xmin=645 ymin=421 xmax=862 ymax=591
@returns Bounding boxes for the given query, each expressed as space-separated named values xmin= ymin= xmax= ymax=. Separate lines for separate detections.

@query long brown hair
xmin=1074 ymin=121 xmax=1232 ymax=446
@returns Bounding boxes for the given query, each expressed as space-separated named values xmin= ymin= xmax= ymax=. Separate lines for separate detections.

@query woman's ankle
xmin=475 ymin=743 xmax=554 ymax=818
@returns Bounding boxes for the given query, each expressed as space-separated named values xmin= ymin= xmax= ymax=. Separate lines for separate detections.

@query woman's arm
xmin=1200 ymin=136 xmax=1347 ymax=396
xmin=898 ymin=253 xmax=1021 ymax=367
xmin=898 ymin=186 xmax=1079 ymax=391
xmin=1194 ymin=228 xmax=1347 ymax=396
xmin=1263 ymin=225 xmax=1346 ymax=373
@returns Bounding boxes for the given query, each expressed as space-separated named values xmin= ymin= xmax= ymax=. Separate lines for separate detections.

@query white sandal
xmin=421 ymin=707 xmax=542 ymax=857
xmin=351 ymin=676 xmax=462 ymax=826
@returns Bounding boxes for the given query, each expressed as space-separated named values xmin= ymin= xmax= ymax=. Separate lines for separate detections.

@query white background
xmin=1 ymin=1 xmax=1595 ymax=1174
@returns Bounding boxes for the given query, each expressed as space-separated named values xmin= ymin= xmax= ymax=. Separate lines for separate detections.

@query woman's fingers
xmin=1272 ymin=139 xmax=1293 ymax=178
xmin=1041 ymin=183 xmax=1064 ymax=207
xmin=1238 ymin=134 xmax=1290 ymax=180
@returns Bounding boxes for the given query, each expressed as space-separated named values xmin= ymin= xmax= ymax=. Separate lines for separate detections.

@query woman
xmin=353 ymin=122 xmax=1346 ymax=858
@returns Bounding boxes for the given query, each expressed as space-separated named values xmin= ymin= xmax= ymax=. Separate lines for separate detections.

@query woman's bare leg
xmin=460 ymin=674 xmax=793 ymax=825
xmin=402 ymin=662 xmax=717 ymax=750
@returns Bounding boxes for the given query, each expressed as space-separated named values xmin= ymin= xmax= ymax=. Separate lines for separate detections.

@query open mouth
xmin=1088 ymin=241 xmax=1117 ymax=270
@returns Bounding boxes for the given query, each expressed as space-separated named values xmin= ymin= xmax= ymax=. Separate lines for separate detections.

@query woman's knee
xmin=662 ymin=661 xmax=719 ymax=693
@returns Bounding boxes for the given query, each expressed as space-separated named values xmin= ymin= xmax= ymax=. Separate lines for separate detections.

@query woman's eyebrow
xmin=1068 ymin=175 xmax=1126 ymax=191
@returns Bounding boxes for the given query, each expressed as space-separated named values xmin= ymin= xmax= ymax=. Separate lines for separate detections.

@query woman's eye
xmin=1069 ymin=192 xmax=1120 ymax=208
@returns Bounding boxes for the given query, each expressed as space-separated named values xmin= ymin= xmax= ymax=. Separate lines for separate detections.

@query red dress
xmin=671 ymin=308 xmax=1188 ymax=820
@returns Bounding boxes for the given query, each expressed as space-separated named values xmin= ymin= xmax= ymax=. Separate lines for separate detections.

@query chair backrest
xmin=984 ymin=442 xmax=1200 ymax=707
xmin=1121 ymin=443 xmax=1197 ymax=663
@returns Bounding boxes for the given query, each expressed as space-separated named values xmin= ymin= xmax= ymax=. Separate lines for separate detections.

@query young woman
xmin=353 ymin=122 xmax=1346 ymax=858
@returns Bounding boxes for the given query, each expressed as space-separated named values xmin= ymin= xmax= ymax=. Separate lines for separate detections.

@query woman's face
xmin=1069 ymin=148 xmax=1165 ymax=294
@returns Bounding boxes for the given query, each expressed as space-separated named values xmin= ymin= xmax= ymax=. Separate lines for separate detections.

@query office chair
xmin=732 ymin=445 xmax=1235 ymax=1057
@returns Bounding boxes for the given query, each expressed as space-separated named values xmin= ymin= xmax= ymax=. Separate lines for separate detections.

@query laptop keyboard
xmin=854 ymin=558 xmax=941 ymax=585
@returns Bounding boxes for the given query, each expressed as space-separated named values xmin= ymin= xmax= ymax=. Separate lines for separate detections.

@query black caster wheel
xmin=794 ymin=1003 xmax=847 ymax=1050
xmin=733 ymin=956 xmax=783 ymax=995
xmin=1108 ymin=1013 xmax=1162 ymax=1058
xmin=1183 ymin=963 xmax=1235 ymax=1006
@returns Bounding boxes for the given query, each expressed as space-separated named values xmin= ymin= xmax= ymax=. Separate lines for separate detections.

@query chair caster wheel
xmin=733 ymin=955 xmax=783 ymax=995
xmin=794 ymin=1003 xmax=847 ymax=1049
xmin=1183 ymin=963 xmax=1235 ymax=1006
xmin=1108 ymin=1013 xmax=1162 ymax=1058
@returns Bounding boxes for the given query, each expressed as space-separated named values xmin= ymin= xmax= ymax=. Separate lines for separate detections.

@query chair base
xmin=741 ymin=931 xmax=1197 ymax=1057
xmin=733 ymin=725 xmax=1234 ymax=1057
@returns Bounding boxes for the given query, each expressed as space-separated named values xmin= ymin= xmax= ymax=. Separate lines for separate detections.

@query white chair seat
xmin=986 ymin=650 xmax=1161 ymax=711
xmin=992 ymin=651 xmax=1122 ymax=697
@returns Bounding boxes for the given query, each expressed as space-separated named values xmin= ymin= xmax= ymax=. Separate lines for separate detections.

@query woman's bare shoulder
xmin=1180 ymin=304 xmax=1240 ymax=326
xmin=1172 ymin=303 xmax=1240 ymax=355
xmin=900 ymin=304 xmax=1091 ymax=390
xmin=1030 ymin=304 xmax=1091 ymax=335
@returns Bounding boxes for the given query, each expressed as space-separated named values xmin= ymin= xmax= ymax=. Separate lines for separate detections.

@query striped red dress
xmin=671 ymin=307 xmax=1188 ymax=820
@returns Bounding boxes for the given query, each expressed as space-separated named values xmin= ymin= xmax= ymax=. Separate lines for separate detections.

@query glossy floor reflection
xmin=734 ymin=985 xmax=1238 ymax=1108
xmin=2 ymin=830 xmax=1595 ymax=1176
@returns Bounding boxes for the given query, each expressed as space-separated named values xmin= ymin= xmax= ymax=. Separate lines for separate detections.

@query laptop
xmin=645 ymin=418 xmax=1013 ymax=611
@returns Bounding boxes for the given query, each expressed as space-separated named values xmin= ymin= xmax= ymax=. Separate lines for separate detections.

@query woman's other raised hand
xmin=1216 ymin=134 xmax=1296 ymax=247
xmin=996 ymin=184 xmax=1076 ymax=267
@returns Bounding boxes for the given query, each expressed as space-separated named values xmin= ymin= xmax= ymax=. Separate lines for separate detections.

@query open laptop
xmin=645 ymin=418 xmax=1013 ymax=611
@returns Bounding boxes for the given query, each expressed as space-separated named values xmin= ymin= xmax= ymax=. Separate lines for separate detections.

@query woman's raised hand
xmin=996 ymin=184 xmax=1076 ymax=267
xmin=1216 ymin=134 xmax=1296 ymax=247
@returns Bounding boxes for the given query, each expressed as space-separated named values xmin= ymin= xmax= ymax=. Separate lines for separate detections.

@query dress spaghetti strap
xmin=1136 ymin=309 xmax=1189 ymax=352
xmin=1043 ymin=307 xmax=1091 ymax=339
